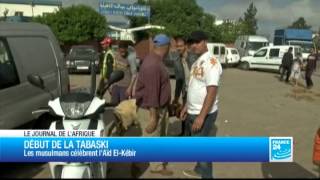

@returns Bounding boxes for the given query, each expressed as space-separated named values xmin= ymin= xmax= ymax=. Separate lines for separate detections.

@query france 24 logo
xmin=269 ymin=137 xmax=293 ymax=162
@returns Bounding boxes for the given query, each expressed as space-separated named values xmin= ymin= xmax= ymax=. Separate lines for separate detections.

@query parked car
xmin=0 ymin=22 xmax=69 ymax=129
xmin=66 ymin=45 xmax=99 ymax=73
xmin=207 ymin=43 xmax=227 ymax=64
xmin=226 ymin=47 xmax=240 ymax=66
xmin=239 ymin=45 xmax=301 ymax=72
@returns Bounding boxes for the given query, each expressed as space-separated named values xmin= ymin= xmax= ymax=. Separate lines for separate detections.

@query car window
xmin=71 ymin=47 xmax=95 ymax=57
xmin=0 ymin=39 xmax=20 ymax=90
xmin=221 ymin=47 xmax=225 ymax=55
xmin=213 ymin=46 xmax=219 ymax=55
xmin=231 ymin=49 xmax=238 ymax=54
xmin=269 ymin=49 xmax=280 ymax=58
xmin=254 ymin=49 xmax=267 ymax=57
xmin=8 ymin=36 xmax=56 ymax=74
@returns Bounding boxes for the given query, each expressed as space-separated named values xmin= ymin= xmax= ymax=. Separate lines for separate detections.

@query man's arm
xmin=126 ymin=53 xmax=138 ymax=97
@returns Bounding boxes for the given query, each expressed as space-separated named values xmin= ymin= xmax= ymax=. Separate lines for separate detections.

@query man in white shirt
xmin=180 ymin=31 xmax=223 ymax=179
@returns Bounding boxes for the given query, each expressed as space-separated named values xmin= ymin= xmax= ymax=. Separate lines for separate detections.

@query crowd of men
xmin=97 ymin=31 xmax=222 ymax=179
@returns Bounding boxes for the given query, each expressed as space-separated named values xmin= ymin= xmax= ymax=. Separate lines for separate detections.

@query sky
xmin=62 ymin=0 xmax=320 ymax=40
xmin=197 ymin=0 xmax=320 ymax=40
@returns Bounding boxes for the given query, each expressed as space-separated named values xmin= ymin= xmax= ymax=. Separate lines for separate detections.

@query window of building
xmin=14 ymin=11 xmax=23 ymax=16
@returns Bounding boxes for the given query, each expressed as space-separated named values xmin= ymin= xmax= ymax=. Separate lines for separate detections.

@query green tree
xmin=242 ymin=2 xmax=258 ymax=35
xmin=129 ymin=0 xmax=219 ymax=42
xmin=33 ymin=5 xmax=107 ymax=44
xmin=218 ymin=21 xmax=239 ymax=43
xmin=288 ymin=17 xmax=312 ymax=29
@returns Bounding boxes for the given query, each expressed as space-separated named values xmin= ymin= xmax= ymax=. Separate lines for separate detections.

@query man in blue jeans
xmin=180 ymin=31 xmax=222 ymax=179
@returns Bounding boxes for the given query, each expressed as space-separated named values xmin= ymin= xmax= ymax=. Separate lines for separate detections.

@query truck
xmin=273 ymin=28 xmax=314 ymax=60
xmin=235 ymin=35 xmax=269 ymax=57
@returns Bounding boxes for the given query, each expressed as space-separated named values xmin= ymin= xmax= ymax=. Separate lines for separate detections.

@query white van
xmin=235 ymin=35 xmax=269 ymax=57
xmin=226 ymin=47 xmax=240 ymax=66
xmin=207 ymin=43 xmax=226 ymax=64
xmin=239 ymin=45 xmax=301 ymax=72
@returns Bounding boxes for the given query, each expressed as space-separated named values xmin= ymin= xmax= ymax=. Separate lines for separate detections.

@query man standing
xmin=97 ymin=37 xmax=114 ymax=96
xmin=280 ymin=47 xmax=293 ymax=82
xmin=110 ymin=41 xmax=138 ymax=105
xmin=169 ymin=36 xmax=187 ymax=105
xmin=305 ymin=48 xmax=318 ymax=89
xmin=180 ymin=31 xmax=223 ymax=179
xmin=134 ymin=34 xmax=173 ymax=175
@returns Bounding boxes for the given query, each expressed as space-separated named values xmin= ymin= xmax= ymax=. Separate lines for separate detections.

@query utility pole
xmin=31 ymin=0 xmax=35 ymax=17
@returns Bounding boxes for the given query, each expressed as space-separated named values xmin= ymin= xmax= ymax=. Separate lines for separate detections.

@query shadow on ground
xmin=261 ymin=162 xmax=318 ymax=178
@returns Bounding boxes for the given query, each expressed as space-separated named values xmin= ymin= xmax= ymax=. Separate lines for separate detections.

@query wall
xmin=0 ymin=3 xmax=59 ymax=17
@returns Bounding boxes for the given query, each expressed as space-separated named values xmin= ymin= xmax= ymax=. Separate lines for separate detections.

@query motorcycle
xmin=27 ymin=58 xmax=124 ymax=178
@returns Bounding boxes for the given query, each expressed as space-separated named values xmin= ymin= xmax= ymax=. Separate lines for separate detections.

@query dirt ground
xmin=1 ymin=68 xmax=320 ymax=178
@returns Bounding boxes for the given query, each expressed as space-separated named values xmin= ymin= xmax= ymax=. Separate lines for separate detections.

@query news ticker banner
xmin=0 ymin=130 xmax=293 ymax=162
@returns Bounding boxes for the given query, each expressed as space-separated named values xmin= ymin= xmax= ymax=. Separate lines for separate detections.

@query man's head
xmin=174 ymin=36 xmax=187 ymax=56
xmin=153 ymin=34 xmax=170 ymax=58
xmin=100 ymin=37 xmax=112 ymax=49
xmin=188 ymin=31 xmax=208 ymax=55
xmin=288 ymin=47 xmax=293 ymax=53
xmin=118 ymin=41 xmax=129 ymax=58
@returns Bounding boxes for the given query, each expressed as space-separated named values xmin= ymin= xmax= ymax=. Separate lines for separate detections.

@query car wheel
xmin=240 ymin=62 xmax=250 ymax=70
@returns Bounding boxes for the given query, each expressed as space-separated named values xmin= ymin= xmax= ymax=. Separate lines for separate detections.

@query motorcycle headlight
xmin=60 ymin=101 xmax=91 ymax=119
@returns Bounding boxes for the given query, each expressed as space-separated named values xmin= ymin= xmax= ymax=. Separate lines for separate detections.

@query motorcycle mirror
xmin=106 ymin=70 xmax=124 ymax=86
xmin=27 ymin=74 xmax=45 ymax=90
xmin=98 ymin=71 xmax=124 ymax=98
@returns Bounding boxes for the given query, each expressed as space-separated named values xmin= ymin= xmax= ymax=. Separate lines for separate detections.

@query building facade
xmin=0 ymin=0 xmax=61 ymax=17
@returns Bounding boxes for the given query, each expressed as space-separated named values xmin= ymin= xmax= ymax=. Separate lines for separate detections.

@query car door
xmin=251 ymin=48 xmax=268 ymax=69
xmin=0 ymin=38 xmax=24 ymax=129
xmin=5 ymin=36 xmax=59 ymax=128
xmin=267 ymin=48 xmax=281 ymax=70
xmin=213 ymin=45 xmax=220 ymax=62
xmin=231 ymin=49 xmax=240 ymax=63
xmin=220 ymin=46 xmax=226 ymax=64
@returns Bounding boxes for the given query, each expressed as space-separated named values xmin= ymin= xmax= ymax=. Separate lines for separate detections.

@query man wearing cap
xmin=134 ymin=34 xmax=173 ymax=175
xmin=180 ymin=31 xmax=222 ymax=179
xmin=110 ymin=41 xmax=139 ymax=104
xmin=97 ymin=37 xmax=115 ymax=96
